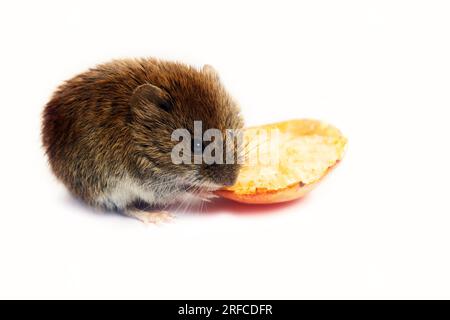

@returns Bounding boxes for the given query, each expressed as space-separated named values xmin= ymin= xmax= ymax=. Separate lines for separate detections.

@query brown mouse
xmin=42 ymin=58 xmax=244 ymax=223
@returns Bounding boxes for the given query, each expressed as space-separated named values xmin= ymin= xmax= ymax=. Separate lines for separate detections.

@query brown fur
xmin=42 ymin=58 xmax=244 ymax=210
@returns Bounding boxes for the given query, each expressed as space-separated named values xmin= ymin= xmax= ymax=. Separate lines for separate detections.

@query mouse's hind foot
xmin=124 ymin=208 xmax=174 ymax=224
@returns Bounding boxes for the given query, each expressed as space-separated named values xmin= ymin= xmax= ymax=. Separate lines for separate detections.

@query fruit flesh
xmin=218 ymin=119 xmax=347 ymax=204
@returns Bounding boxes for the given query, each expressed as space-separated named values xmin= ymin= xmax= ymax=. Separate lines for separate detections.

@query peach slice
xmin=216 ymin=119 xmax=347 ymax=204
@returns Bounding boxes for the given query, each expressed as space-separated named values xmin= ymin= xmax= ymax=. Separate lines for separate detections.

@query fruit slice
xmin=216 ymin=119 xmax=347 ymax=204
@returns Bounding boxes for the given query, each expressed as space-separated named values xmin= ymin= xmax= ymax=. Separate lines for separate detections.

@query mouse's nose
xmin=221 ymin=174 xmax=238 ymax=187
xmin=208 ymin=163 xmax=239 ymax=187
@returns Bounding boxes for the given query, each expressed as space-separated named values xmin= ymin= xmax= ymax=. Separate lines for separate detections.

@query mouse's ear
xmin=130 ymin=83 xmax=173 ymax=113
xmin=202 ymin=64 xmax=220 ymax=82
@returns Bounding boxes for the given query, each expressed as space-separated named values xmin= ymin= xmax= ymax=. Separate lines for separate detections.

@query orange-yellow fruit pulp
xmin=216 ymin=119 xmax=347 ymax=204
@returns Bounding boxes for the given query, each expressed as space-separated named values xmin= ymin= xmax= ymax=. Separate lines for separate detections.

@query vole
xmin=42 ymin=58 xmax=244 ymax=223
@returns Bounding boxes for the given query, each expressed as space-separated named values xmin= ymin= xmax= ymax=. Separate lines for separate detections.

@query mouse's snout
xmin=205 ymin=163 xmax=240 ymax=187
xmin=219 ymin=170 xmax=239 ymax=187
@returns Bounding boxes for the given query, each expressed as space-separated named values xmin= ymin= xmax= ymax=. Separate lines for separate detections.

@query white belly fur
xmin=95 ymin=175 xmax=158 ymax=210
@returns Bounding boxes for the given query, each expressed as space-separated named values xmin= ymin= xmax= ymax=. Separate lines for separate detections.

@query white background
xmin=0 ymin=0 xmax=449 ymax=299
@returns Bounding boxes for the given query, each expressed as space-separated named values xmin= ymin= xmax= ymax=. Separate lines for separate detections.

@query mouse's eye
xmin=191 ymin=138 xmax=204 ymax=155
